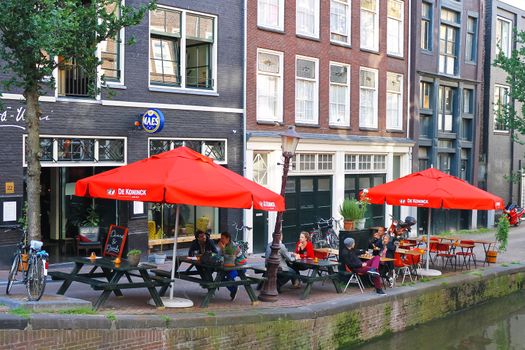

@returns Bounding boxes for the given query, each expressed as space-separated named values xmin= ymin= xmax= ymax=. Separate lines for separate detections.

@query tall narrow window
xmin=496 ymin=17 xmax=512 ymax=58
xmin=438 ymin=85 xmax=455 ymax=132
xmin=329 ymin=63 xmax=350 ymax=126
xmin=295 ymin=57 xmax=319 ymax=124
xmin=149 ymin=8 xmax=215 ymax=90
xmin=421 ymin=2 xmax=432 ymax=50
xmin=258 ymin=0 xmax=284 ymax=31
xmin=257 ymin=49 xmax=283 ymax=122
xmin=296 ymin=0 xmax=320 ymax=38
xmin=359 ymin=67 xmax=378 ymax=128
xmin=330 ymin=0 xmax=350 ymax=44
xmin=253 ymin=153 xmax=269 ymax=186
xmin=439 ymin=9 xmax=459 ymax=75
xmin=386 ymin=72 xmax=403 ymax=130
xmin=463 ymin=88 xmax=474 ymax=114
xmin=101 ymin=2 xmax=122 ymax=82
xmin=387 ymin=0 xmax=404 ymax=56
xmin=420 ymin=81 xmax=433 ymax=110
xmin=360 ymin=0 xmax=379 ymax=51
xmin=465 ymin=16 xmax=477 ymax=62
xmin=494 ymin=85 xmax=510 ymax=132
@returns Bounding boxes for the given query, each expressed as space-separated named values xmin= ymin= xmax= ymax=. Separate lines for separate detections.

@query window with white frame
xmin=258 ymin=0 xmax=284 ymax=31
xmin=465 ymin=16 xmax=477 ymax=62
xmin=438 ymin=85 xmax=455 ymax=132
xmin=253 ymin=153 xmax=269 ymax=185
xmin=150 ymin=7 xmax=215 ymax=90
xmin=496 ymin=17 xmax=512 ymax=58
xmin=360 ymin=0 xmax=379 ymax=51
xmin=387 ymin=0 xmax=404 ymax=56
xmin=344 ymin=154 xmax=386 ymax=172
xmin=296 ymin=0 xmax=320 ymax=38
xmin=25 ymin=136 xmax=126 ymax=165
xmin=257 ymin=49 xmax=283 ymax=122
xmin=100 ymin=2 xmax=123 ymax=83
xmin=295 ymin=57 xmax=319 ymax=124
xmin=291 ymin=153 xmax=334 ymax=172
xmin=359 ymin=67 xmax=378 ymax=128
xmin=330 ymin=0 xmax=351 ymax=44
xmin=149 ymin=138 xmax=227 ymax=163
xmin=439 ymin=8 xmax=459 ymax=75
xmin=386 ymin=72 xmax=403 ymax=130
xmin=494 ymin=85 xmax=510 ymax=132
xmin=329 ymin=63 xmax=350 ymax=126
xmin=421 ymin=2 xmax=432 ymax=50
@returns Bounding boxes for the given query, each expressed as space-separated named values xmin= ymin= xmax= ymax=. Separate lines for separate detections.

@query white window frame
xmin=493 ymin=84 xmax=510 ymax=133
xmin=360 ymin=0 xmax=379 ymax=51
xmin=295 ymin=55 xmax=319 ymax=125
xmin=344 ymin=154 xmax=387 ymax=173
xmin=296 ymin=0 xmax=320 ymax=39
xmin=496 ymin=16 xmax=512 ymax=58
xmin=253 ymin=152 xmax=269 ymax=186
xmin=329 ymin=62 xmax=350 ymax=127
xmin=290 ymin=153 xmax=335 ymax=174
xmin=359 ymin=67 xmax=378 ymax=129
xmin=330 ymin=0 xmax=351 ymax=45
xmin=23 ymin=135 xmax=127 ymax=167
xmin=256 ymin=48 xmax=284 ymax=123
xmin=386 ymin=72 xmax=403 ymax=130
xmin=148 ymin=137 xmax=228 ymax=164
xmin=98 ymin=1 xmax=125 ymax=87
xmin=148 ymin=6 xmax=218 ymax=94
xmin=257 ymin=0 xmax=284 ymax=31
xmin=387 ymin=0 xmax=404 ymax=57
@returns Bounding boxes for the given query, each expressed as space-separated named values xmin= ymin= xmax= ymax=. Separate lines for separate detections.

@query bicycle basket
xmin=30 ymin=240 xmax=43 ymax=251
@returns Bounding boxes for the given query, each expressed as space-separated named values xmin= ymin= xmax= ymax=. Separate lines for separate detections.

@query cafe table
xmin=49 ymin=257 xmax=165 ymax=310
xmin=469 ymin=239 xmax=497 ymax=266
xmin=291 ymin=258 xmax=342 ymax=300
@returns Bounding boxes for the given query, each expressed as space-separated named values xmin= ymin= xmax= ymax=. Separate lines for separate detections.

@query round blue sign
xmin=141 ymin=109 xmax=165 ymax=133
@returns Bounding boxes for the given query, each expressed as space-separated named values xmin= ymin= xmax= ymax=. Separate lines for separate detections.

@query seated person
xmin=369 ymin=227 xmax=386 ymax=256
xmin=340 ymin=237 xmax=385 ymax=295
xmin=378 ymin=234 xmax=396 ymax=287
xmin=217 ymin=231 xmax=240 ymax=301
xmin=188 ymin=230 xmax=218 ymax=256
xmin=294 ymin=231 xmax=314 ymax=260
xmin=265 ymin=235 xmax=300 ymax=291
xmin=188 ymin=230 xmax=218 ymax=281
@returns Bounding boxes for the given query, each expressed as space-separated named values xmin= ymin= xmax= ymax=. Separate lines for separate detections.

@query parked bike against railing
xmin=6 ymin=228 xmax=49 ymax=301
xmin=232 ymin=223 xmax=251 ymax=263
xmin=310 ymin=217 xmax=342 ymax=250
xmin=387 ymin=214 xmax=417 ymax=240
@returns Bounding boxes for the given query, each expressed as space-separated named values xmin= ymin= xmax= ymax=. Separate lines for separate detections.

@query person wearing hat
xmin=340 ymin=237 xmax=385 ymax=295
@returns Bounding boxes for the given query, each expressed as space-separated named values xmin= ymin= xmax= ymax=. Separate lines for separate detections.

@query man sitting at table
xmin=265 ymin=235 xmax=300 ymax=291
xmin=340 ymin=237 xmax=385 ymax=295
xmin=188 ymin=230 xmax=218 ymax=256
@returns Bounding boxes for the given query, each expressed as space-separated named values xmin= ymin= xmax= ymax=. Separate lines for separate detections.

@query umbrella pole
xmin=418 ymin=208 xmax=442 ymax=277
xmin=150 ymin=204 xmax=193 ymax=308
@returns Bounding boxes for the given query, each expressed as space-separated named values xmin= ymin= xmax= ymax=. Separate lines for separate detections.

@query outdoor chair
xmin=393 ymin=252 xmax=413 ymax=285
xmin=436 ymin=243 xmax=457 ymax=270
xmin=342 ymin=265 xmax=364 ymax=293
xmin=456 ymin=240 xmax=476 ymax=270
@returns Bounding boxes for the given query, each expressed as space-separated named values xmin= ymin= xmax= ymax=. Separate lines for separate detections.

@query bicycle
xmin=387 ymin=214 xmax=416 ymax=240
xmin=232 ymin=223 xmax=252 ymax=257
xmin=310 ymin=217 xmax=342 ymax=250
xmin=6 ymin=229 xmax=49 ymax=301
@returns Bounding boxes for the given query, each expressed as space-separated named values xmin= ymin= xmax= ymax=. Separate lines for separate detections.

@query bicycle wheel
xmin=310 ymin=230 xmax=322 ymax=248
xmin=26 ymin=256 xmax=46 ymax=301
xmin=6 ymin=253 xmax=20 ymax=295
xmin=327 ymin=230 xmax=339 ymax=250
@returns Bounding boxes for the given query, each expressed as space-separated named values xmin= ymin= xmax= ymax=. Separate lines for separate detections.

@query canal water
xmin=354 ymin=290 xmax=525 ymax=350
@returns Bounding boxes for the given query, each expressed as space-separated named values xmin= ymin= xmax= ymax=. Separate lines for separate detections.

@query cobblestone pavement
xmin=0 ymin=224 xmax=522 ymax=315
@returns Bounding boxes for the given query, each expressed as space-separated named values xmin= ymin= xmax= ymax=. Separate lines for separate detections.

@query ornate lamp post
xmin=259 ymin=126 xmax=301 ymax=302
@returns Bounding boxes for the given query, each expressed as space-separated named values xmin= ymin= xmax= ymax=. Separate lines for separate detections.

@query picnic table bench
xmin=49 ymin=257 xmax=165 ymax=310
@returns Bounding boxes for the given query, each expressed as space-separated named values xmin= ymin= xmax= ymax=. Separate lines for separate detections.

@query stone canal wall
xmin=1 ymin=264 xmax=524 ymax=349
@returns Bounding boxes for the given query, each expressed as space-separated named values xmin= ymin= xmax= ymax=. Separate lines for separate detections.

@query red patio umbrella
xmin=364 ymin=168 xmax=504 ymax=275
xmin=75 ymin=146 xmax=284 ymax=306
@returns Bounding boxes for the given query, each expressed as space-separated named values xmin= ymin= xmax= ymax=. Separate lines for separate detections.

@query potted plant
xmin=127 ymin=249 xmax=142 ymax=266
xmin=339 ymin=198 xmax=362 ymax=230
xmin=354 ymin=198 xmax=369 ymax=230
xmin=79 ymin=204 xmax=100 ymax=241
xmin=222 ymin=244 xmax=237 ymax=267
xmin=489 ymin=215 xmax=509 ymax=263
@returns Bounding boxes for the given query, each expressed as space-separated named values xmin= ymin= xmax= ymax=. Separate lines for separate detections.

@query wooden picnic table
xmin=359 ymin=254 xmax=395 ymax=262
xmin=153 ymin=256 xmax=264 ymax=308
xmin=49 ymin=257 xmax=164 ymax=311
xmin=291 ymin=258 xmax=342 ymax=300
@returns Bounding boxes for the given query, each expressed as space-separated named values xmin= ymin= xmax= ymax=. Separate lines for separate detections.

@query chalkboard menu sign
xmin=103 ymin=225 xmax=128 ymax=258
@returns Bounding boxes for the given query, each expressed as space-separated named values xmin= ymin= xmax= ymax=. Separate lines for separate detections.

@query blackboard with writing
xmin=103 ymin=225 xmax=128 ymax=258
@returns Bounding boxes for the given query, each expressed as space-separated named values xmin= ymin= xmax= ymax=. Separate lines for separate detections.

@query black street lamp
xmin=259 ymin=126 xmax=301 ymax=302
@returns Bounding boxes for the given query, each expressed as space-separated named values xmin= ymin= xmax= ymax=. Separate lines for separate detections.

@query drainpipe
xmin=242 ymin=0 xmax=248 ymax=243
xmin=406 ymin=0 xmax=412 ymax=143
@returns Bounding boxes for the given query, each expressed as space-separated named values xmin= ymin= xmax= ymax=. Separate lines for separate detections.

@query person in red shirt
xmin=294 ymin=231 xmax=314 ymax=259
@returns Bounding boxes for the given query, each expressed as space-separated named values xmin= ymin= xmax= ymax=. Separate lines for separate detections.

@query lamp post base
xmin=258 ymin=292 xmax=278 ymax=302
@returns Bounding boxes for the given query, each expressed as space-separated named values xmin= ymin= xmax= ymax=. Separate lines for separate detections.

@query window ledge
xmin=359 ymin=126 xmax=379 ymax=131
xmin=257 ymin=120 xmax=284 ymax=126
xmin=465 ymin=61 xmax=477 ymax=66
xmin=493 ymin=130 xmax=510 ymax=134
xmin=105 ymin=83 xmax=127 ymax=90
xmin=386 ymin=128 xmax=405 ymax=133
xmin=295 ymin=122 xmax=320 ymax=128
xmin=421 ymin=50 xmax=434 ymax=56
xmin=360 ymin=48 xmax=379 ymax=55
xmin=56 ymin=97 xmax=100 ymax=104
xmin=149 ymin=86 xmax=219 ymax=96
xmin=256 ymin=25 xmax=285 ymax=34
xmin=296 ymin=33 xmax=321 ymax=42
xmin=329 ymin=124 xmax=351 ymax=130
xmin=387 ymin=53 xmax=404 ymax=60
xmin=330 ymin=41 xmax=352 ymax=49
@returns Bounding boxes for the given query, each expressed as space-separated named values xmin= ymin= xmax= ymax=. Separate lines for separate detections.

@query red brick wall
xmin=247 ymin=0 xmax=409 ymax=138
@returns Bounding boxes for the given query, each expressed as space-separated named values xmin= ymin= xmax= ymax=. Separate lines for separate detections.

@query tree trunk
xmin=24 ymin=88 xmax=42 ymax=242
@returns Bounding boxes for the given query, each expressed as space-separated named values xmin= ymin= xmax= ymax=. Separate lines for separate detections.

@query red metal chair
xmin=456 ymin=239 xmax=476 ymax=270
xmin=436 ymin=242 xmax=457 ymax=270
xmin=394 ymin=252 xmax=413 ymax=284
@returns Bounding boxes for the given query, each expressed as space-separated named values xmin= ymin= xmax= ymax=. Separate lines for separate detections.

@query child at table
xmin=217 ymin=232 xmax=241 ymax=301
